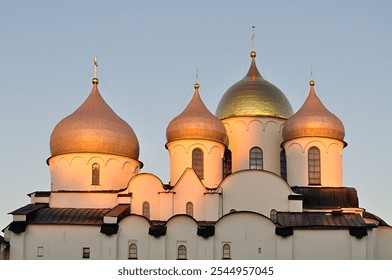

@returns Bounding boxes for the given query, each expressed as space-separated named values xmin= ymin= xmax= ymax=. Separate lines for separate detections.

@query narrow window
xmin=129 ymin=243 xmax=137 ymax=259
xmin=270 ymin=209 xmax=278 ymax=223
xmin=223 ymin=149 xmax=232 ymax=178
xmin=92 ymin=163 xmax=100 ymax=185
xmin=142 ymin=202 xmax=150 ymax=219
xmin=192 ymin=148 xmax=204 ymax=179
xmin=249 ymin=147 xmax=263 ymax=170
xmin=222 ymin=244 xmax=231 ymax=259
xmin=37 ymin=246 xmax=44 ymax=258
xmin=82 ymin=247 xmax=90 ymax=259
xmin=186 ymin=202 xmax=193 ymax=217
xmin=308 ymin=147 xmax=321 ymax=185
xmin=280 ymin=150 xmax=287 ymax=181
xmin=177 ymin=245 xmax=187 ymax=260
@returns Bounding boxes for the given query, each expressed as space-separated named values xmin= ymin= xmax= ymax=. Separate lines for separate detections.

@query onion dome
xmin=166 ymin=83 xmax=228 ymax=145
xmin=50 ymin=77 xmax=140 ymax=159
xmin=216 ymin=51 xmax=294 ymax=119
xmin=282 ymin=80 xmax=345 ymax=142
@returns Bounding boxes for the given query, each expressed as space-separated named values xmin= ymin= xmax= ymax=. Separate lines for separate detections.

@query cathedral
xmin=2 ymin=49 xmax=392 ymax=260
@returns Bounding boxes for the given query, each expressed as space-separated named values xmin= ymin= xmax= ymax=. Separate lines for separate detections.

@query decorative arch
xmin=230 ymin=119 xmax=249 ymax=131
xmin=248 ymin=119 xmax=264 ymax=131
xmin=263 ymin=120 xmax=280 ymax=132
xmin=54 ymin=157 xmax=70 ymax=168
xmin=104 ymin=157 xmax=122 ymax=167
xmin=69 ymin=155 xmax=88 ymax=166
xmin=304 ymin=140 xmax=328 ymax=153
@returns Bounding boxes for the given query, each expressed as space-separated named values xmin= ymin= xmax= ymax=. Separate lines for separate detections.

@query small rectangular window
xmin=37 ymin=246 xmax=44 ymax=257
xmin=82 ymin=247 xmax=90 ymax=259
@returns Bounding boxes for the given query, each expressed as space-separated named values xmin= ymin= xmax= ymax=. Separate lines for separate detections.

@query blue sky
xmin=1 ymin=0 xmax=391 ymax=230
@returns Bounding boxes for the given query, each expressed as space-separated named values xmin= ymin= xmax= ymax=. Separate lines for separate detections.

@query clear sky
xmin=1 ymin=0 xmax=391 ymax=231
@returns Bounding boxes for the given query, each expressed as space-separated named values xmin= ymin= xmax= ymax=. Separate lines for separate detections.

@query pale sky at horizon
xmin=1 ymin=0 xmax=391 ymax=231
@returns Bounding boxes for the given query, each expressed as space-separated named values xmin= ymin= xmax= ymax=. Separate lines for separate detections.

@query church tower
xmin=166 ymin=83 xmax=228 ymax=189
xmin=215 ymin=50 xmax=293 ymax=176
xmin=282 ymin=80 xmax=346 ymax=187
xmin=47 ymin=58 xmax=142 ymax=207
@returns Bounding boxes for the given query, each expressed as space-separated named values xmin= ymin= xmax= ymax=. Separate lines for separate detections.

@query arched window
xmin=308 ymin=147 xmax=321 ymax=185
xmin=142 ymin=202 xmax=150 ymax=219
xmin=177 ymin=245 xmax=187 ymax=260
xmin=129 ymin=243 xmax=137 ymax=259
xmin=280 ymin=150 xmax=287 ymax=181
xmin=222 ymin=244 xmax=231 ymax=259
xmin=249 ymin=147 xmax=263 ymax=170
xmin=192 ymin=148 xmax=204 ymax=179
xmin=186 ymin=202 xmax=193 ymax=217
xmin=223 ymin=149 xmax=232 ymax=178
xmin=92 ymin=163 xmax=100 ymax=185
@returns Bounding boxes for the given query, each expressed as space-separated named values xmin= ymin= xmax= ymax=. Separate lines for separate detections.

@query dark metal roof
xmin=8 ymin=203 xmax=48 ymax=215
xmin=363 ymin=211 xmax=390 ymax=226
xmin=28 ymin=191 xmax=51 ymax=197
xmin=277 ymin=212 xmax=368 ymax=229
xmin=105 ymin=204 xmax=130 ymax=220
xmin=291 ymin=187 xmax=359 ymax=209
xmin=29 ymin=208 xmax=110 ymax=225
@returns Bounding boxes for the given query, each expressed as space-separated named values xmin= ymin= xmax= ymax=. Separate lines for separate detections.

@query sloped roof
xmin=291 ymin=187 xmax=358 ymax=209
xmin=277 ymin=212 xmax=368 ymax=228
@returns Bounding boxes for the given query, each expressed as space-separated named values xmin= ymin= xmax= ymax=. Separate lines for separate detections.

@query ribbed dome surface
xmin=166 ymin=84 xmax=228 ymax=145
xmin=282 ymin=81 xmax=345 ymax=142
xmin=216 ymin=51 xmax=293 ymax=120
xmin=50 ymin=81 xmax=140 ymax=159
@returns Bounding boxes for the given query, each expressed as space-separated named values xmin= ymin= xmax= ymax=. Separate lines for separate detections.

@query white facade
xmin=3 ymin=53 xmax=392 ymax=260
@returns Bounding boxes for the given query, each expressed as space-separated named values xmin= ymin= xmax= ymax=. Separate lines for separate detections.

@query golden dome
xmin=282 ymin=81 xmax=345 ymax=142
xmin=215 ymin=51 xmax=294 ymax=120
xmin=166 ymin=83 xmax=228 ymax=145
xmin=50 ymin=79 xmax=140 ymax=159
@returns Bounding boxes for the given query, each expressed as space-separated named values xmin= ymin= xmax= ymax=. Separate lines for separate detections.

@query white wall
xmin=21 ymin=225 xmax=102 ymax=260
xmin=166 ymin=139 xmax=225 ymax=189
xmin=283 ymin=138 xmax=344 ymax=187
xmin=214 ymin=212 xmax=277 ymax=259
xmin=128 ymin=173 xmax=163 ymax=220
xmin=220 ymin=170 xmax=299 ymax=216
xmin=222 ymin=117 xmax=286 ymax=175
xmin=377 ymin=227 xmax=392 ymax=259
xmin=292 ymin=230 xmax=351 ymax=259
xmin=118 ymin=215 xmax=152 ymax=260
xmin=49 ymin=153 xmax=140 ymax=191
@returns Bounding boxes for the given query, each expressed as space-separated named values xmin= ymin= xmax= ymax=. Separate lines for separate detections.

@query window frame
xmin=280 ymin=149 xmax=287 ymax=181
xmin=177 ymin=244 xmax=187 ymax=260
xmin=128 ymin=243 xmax=138 ymax=259
xmin=222 ymin=243 xmax=231 ymax=260
xmin=249 ymin=147 xmax=263 ymax=170
xmin=223 ymin=149 xmax=232 ymax=178
xmin=308 ymin=146 xmax=321 ymax=185
xmin=92 ymin=163 xmax=100 ymax=185
xmin=142 ymin=201 xmax=150 ymax=219
xmin=186 ymin=202 xmax=193 ymax=217
xmin=192 ymin=148 xmax=204 ymax=179
xmin=82 ymin=247 xmax=90 ymax=259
